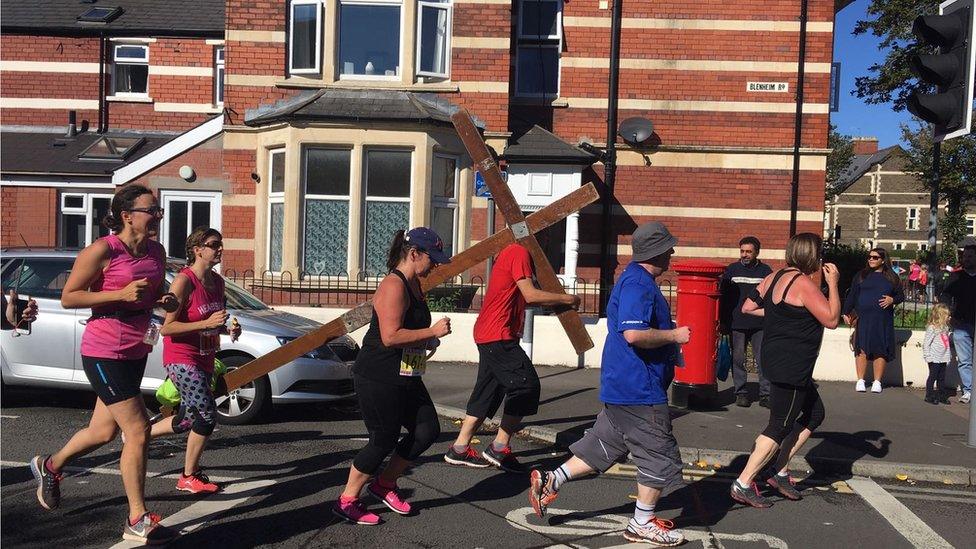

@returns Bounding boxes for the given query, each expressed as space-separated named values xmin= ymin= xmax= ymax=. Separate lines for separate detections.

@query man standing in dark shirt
xmin=720 ymin=236 xmax=773 ymax=408
xmin=940 ymin=245 xmax=976 ymax=404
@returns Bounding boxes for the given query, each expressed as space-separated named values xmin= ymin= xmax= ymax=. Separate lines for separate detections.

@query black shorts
xmin=465 ymin=340 xmax=541 ymax=419
xmin=81 ymin=356 xmax=147 ymax=405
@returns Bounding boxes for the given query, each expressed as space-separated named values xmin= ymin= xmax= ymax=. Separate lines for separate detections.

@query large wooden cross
xmin=222 ymin=109 xmax=596 ymax=393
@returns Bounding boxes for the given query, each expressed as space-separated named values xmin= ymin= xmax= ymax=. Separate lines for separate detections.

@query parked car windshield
xmin=163 ymin=264 xmax=268 ymax=311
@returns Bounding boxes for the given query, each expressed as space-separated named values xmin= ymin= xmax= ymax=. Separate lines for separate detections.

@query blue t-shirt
xmin=600 ymin=262 xmax=677 ymax=405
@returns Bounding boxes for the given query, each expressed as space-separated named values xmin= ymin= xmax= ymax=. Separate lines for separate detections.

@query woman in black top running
xmin=730 ymin=233 xmax=841 ymax=509
xmin=333 ymin=227 xmax=452 ymax=526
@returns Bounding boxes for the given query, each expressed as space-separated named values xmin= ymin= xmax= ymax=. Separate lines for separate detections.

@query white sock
xmin=735 ymin=479 xmax=751 ymax=490
xmin=551 ymin=464 xmax=572 ymax=491
xmin=632 ymin=502 xmax=655 ymax=525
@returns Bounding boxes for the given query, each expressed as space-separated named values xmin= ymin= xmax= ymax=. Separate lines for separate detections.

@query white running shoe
xmin=961 ymin=391 xmax=971 ymax=404
xmin=871 ymin=380 xmax=882 ymax=393
xmin=855 ymin=379 xmax=866 ymax=392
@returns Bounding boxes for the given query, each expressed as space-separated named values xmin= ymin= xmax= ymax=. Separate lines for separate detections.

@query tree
xmin=826 ymin=124 xmax=855 ymax=200
xmin=854 ymin=0 xmax=976 ymax=261
xmin=900 ymin=122 xmax=976 ymax=263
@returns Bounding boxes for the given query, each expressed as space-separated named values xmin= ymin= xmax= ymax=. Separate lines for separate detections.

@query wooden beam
xmin=451 ymin=109 xmax=594 ymax=355
xmin=222 ymin=183 xmax=600 ymax=392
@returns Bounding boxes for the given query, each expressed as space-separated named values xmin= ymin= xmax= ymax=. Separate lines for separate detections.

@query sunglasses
xmin=127 ymin=206 xmax=165 ymax=216
xmin=868 ymin=255 xmax=882 ymax=260
xmin=200 ymin=241 xmax=223 ymax=250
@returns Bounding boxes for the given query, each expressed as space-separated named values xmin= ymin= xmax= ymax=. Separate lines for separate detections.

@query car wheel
xmin=214 ymin=354 xmax=270 ymax=425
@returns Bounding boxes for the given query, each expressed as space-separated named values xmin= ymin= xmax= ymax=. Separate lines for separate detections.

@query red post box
xmin=671 ymin=260 xmax=725 ymax=407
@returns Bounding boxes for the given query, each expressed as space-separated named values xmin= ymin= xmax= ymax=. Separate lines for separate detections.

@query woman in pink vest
xmin=149 ymin=227 xmax=240 ymax=494
xmin=30 ymin=184 xmax=179 ymax=545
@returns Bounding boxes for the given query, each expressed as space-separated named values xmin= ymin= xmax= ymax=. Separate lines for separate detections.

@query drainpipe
xmin=788 ymin=0 xmax=808 ymax=236
xmin=599 ymin=0 xmax=623 ymax=315
xmin=97 ymin=34 xmax=106 ymax=133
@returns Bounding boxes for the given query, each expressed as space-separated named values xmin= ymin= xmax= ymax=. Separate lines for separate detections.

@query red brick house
xmin=3 ymin=0 xmax=836 ymax=305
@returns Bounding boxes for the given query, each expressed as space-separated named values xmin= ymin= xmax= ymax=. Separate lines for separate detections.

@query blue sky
xmin=831 ymin=0 xmax=913 ymax=147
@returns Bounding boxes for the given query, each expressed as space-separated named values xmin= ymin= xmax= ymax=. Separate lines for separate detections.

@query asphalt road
xmin=2 ymin=387 xmax=974 ymax=549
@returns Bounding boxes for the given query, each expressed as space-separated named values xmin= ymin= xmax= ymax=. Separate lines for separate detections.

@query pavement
xmin=424 ymin=361 xmax=976 ymax=485
xmin=3 ymin=387 xmax=975 ymax=548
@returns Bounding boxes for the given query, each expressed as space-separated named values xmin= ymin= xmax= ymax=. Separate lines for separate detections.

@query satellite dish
xmin=617 ymin=117 xmax=654 ymax=146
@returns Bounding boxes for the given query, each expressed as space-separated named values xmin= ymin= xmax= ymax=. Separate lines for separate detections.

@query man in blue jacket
xmin=524 ymin=221 xmax=689 ymax=546
xmin=720 ymin=236 xmax=773 ymax=408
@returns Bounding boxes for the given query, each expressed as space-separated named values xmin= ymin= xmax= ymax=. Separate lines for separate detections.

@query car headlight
xmin=276 ymin=336 xmax=339 ymax=361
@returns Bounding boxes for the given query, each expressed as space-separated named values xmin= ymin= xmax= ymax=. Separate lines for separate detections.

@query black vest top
xmin=353 ymin=269 xmax=432 ymax=385
xmin=760 ymin=269 xmax=825 ymax=387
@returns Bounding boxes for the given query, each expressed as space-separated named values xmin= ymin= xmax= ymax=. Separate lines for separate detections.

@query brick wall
xmin=0 ymin=186 xmax=58 ymax=247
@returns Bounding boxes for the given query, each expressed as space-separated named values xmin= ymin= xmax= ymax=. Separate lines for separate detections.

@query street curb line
xmin=433 ymin=403 xmax=975 ymax=486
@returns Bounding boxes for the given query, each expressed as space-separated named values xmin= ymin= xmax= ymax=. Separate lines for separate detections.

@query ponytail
xmin=386 ymin=230 xmax=410 ymax=272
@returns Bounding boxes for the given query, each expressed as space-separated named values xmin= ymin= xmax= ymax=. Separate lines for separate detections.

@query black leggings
xmin=761 ymin=382 xmax=825 ymax=444
xmin=927 ymin=362 xmax=947 ymax=395
xmin=353 ymin=375 xmax=440 ymax=475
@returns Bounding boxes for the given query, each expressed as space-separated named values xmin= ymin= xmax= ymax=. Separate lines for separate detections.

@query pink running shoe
xmin=368 ymin=479 xmax=412 ymax=515
xmin=332 ymin=498 xmax=381 ymax=525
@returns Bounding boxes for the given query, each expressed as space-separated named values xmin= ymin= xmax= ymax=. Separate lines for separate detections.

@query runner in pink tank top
xmin=150 ymin=227 xmax=240 ymax=496
xmin=32 ymin=185 xmax=181 ymax=545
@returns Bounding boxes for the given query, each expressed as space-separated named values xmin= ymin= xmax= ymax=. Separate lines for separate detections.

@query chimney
xmin=66 ymin=110 xmax=77 ymax=137
xmin=852 ymin=136 xmax=878 ymax=155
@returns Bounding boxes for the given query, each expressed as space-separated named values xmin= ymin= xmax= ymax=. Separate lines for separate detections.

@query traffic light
xmin=907 ymin=0 xmax=975 ymax=142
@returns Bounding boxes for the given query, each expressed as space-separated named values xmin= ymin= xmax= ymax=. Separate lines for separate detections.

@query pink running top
xmin=80 ymin=234 xmax=166 ymax=360
xmin=163 ymin=267 xmax=225 ymax=372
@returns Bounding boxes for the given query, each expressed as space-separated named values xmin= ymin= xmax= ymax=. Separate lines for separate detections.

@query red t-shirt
xmin=474 ymin=244 xmax=534 ymax=344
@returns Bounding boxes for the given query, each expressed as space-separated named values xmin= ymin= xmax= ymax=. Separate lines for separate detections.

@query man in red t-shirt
xmin=444 ymin=242 xmax=580 ymax=472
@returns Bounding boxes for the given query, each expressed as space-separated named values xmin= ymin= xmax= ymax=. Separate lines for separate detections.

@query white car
xmin=0 ymin=248 xmax=357 ymax=424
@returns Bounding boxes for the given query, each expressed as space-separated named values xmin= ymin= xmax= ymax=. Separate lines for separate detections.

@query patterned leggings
xmin=164 ymin=363 xmax=217 ymax=436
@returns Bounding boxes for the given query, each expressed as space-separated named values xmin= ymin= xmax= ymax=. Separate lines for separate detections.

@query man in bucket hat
xmin=524 ymin=221 xmax=689 ymax=546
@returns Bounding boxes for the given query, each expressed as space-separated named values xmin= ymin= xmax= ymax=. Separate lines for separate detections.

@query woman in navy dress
xmin=843 ymin=248 xmax=905 ymax=394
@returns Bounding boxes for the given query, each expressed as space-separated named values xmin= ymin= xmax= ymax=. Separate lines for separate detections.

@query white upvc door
xmin=159 ymin=191 xmax=222 ymax=262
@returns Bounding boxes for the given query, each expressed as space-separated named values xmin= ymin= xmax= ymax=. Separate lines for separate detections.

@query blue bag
xmin=716 ymin=335 xmax=732 ymax=381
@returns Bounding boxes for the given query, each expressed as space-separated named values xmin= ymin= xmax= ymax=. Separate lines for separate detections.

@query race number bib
xmin=399 ymin=347 xmax=428 ymax=377
xmin=199 ymin=329 xmax=221 ymax=355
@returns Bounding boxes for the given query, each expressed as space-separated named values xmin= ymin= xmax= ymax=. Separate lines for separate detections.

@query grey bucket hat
xmin=631 ymin=221 xmax=678 ymax=263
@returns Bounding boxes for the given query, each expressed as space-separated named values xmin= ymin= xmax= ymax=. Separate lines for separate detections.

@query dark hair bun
xmin=101 ymin=213 xmax=122 ymax=232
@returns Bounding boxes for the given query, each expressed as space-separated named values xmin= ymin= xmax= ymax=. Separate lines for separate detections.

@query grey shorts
xmin=569 ymin=404 xmax=684 ymax=489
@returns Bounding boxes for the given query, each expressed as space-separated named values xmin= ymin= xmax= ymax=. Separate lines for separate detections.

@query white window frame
xmin=430 ymin=154 xmax=459 ymax=255
xmin=967 ymin=215 xmax=976 ymax=236
xmin=300 ymin=147 xmax=354 ymax=277
xmin=59 ymin=192 xmax=113 ymax=248
xmin=907 ymin=207 xmax=919 ymax=230
xmin=517 ymin=0 xmax=562 ymax=40
xmin=111 ymin=43 xmax=150 ymax=97
xmin=288 ymin=0 xmax=323 ymax=75
xmin=267 ymin=149 xmax=286 ymax=274
xmin=361 ymin=148 xmax=413 ymax=276
xmin=214 ymin=46 xmax=225 ymax=105
xmin=894 ymin=242 xmax=904 ymax=251
xmin=415 ymin=0 xmax=452 ymax=79
xmin=337 ymin=0 xmax=404 ymax=81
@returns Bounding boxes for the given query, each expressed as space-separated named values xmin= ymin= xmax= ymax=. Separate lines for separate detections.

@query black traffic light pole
xmin=599 ymin=0 xmax=623 ymax=315
xmin=926 ymin=141 xmax=940 ymax=305
xmin=789 ymin=0 xmax=809 ymax=237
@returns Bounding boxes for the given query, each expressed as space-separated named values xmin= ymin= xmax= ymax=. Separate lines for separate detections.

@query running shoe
xmin=735 ymin=395 xmax=751 ymax=408
xmin=961 ymin=391 xmax=971 ymax=404
xmin=29 ymin=455 xmax=62 ymax=510
xmin=623 ymin=517 xmax=685 ymax=546
xmin=443 ymin=446 xmax=491 ymax=468
xmin=765 ymin=471 xmax=802 ymax=501
xmin=367 ymin=479 xmax=412 ymax=515
xmin=855 ymin=379 xmax=866 ymax=392
xmin=483 ymin=445 xmax=527 ymax=473
xmin=332 ymin=498 xmax=381 ymax=525
xmin=730 ymin=480 xmax=773 ymax=508
xmin=924 ymin=394 xmax=938 ymax=405
xmin=176 ymin=471 xmax=220 ymax=494
xmin=122 ymin=512 xmax=178 ymax=545
xmin=528 ymin=469 xmax=559 ymax=518
xmin=758 ymin=396 xmax=770 ymax=409
xmin=871 ymin=380 xmax=883 ymax=393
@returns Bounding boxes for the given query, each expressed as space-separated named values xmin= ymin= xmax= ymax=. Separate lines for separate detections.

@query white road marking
xmin=506 ymin=507 xmax=788 ymax=548
xmin=1 ymin=414 xmax=20 ymax=419
xmin=0 ymin=460 xmax=240 ymax=483
xmin=847 ymin=477 xmax=954 ymax=549
xmin=108 ymin=478 xmax=275 ymax=548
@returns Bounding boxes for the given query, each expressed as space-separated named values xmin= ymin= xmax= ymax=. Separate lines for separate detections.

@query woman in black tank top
xmin=729 ymin=233 xmax=842 ymax=509
xmin=334 ymin=228 xmax=453 ymax=526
